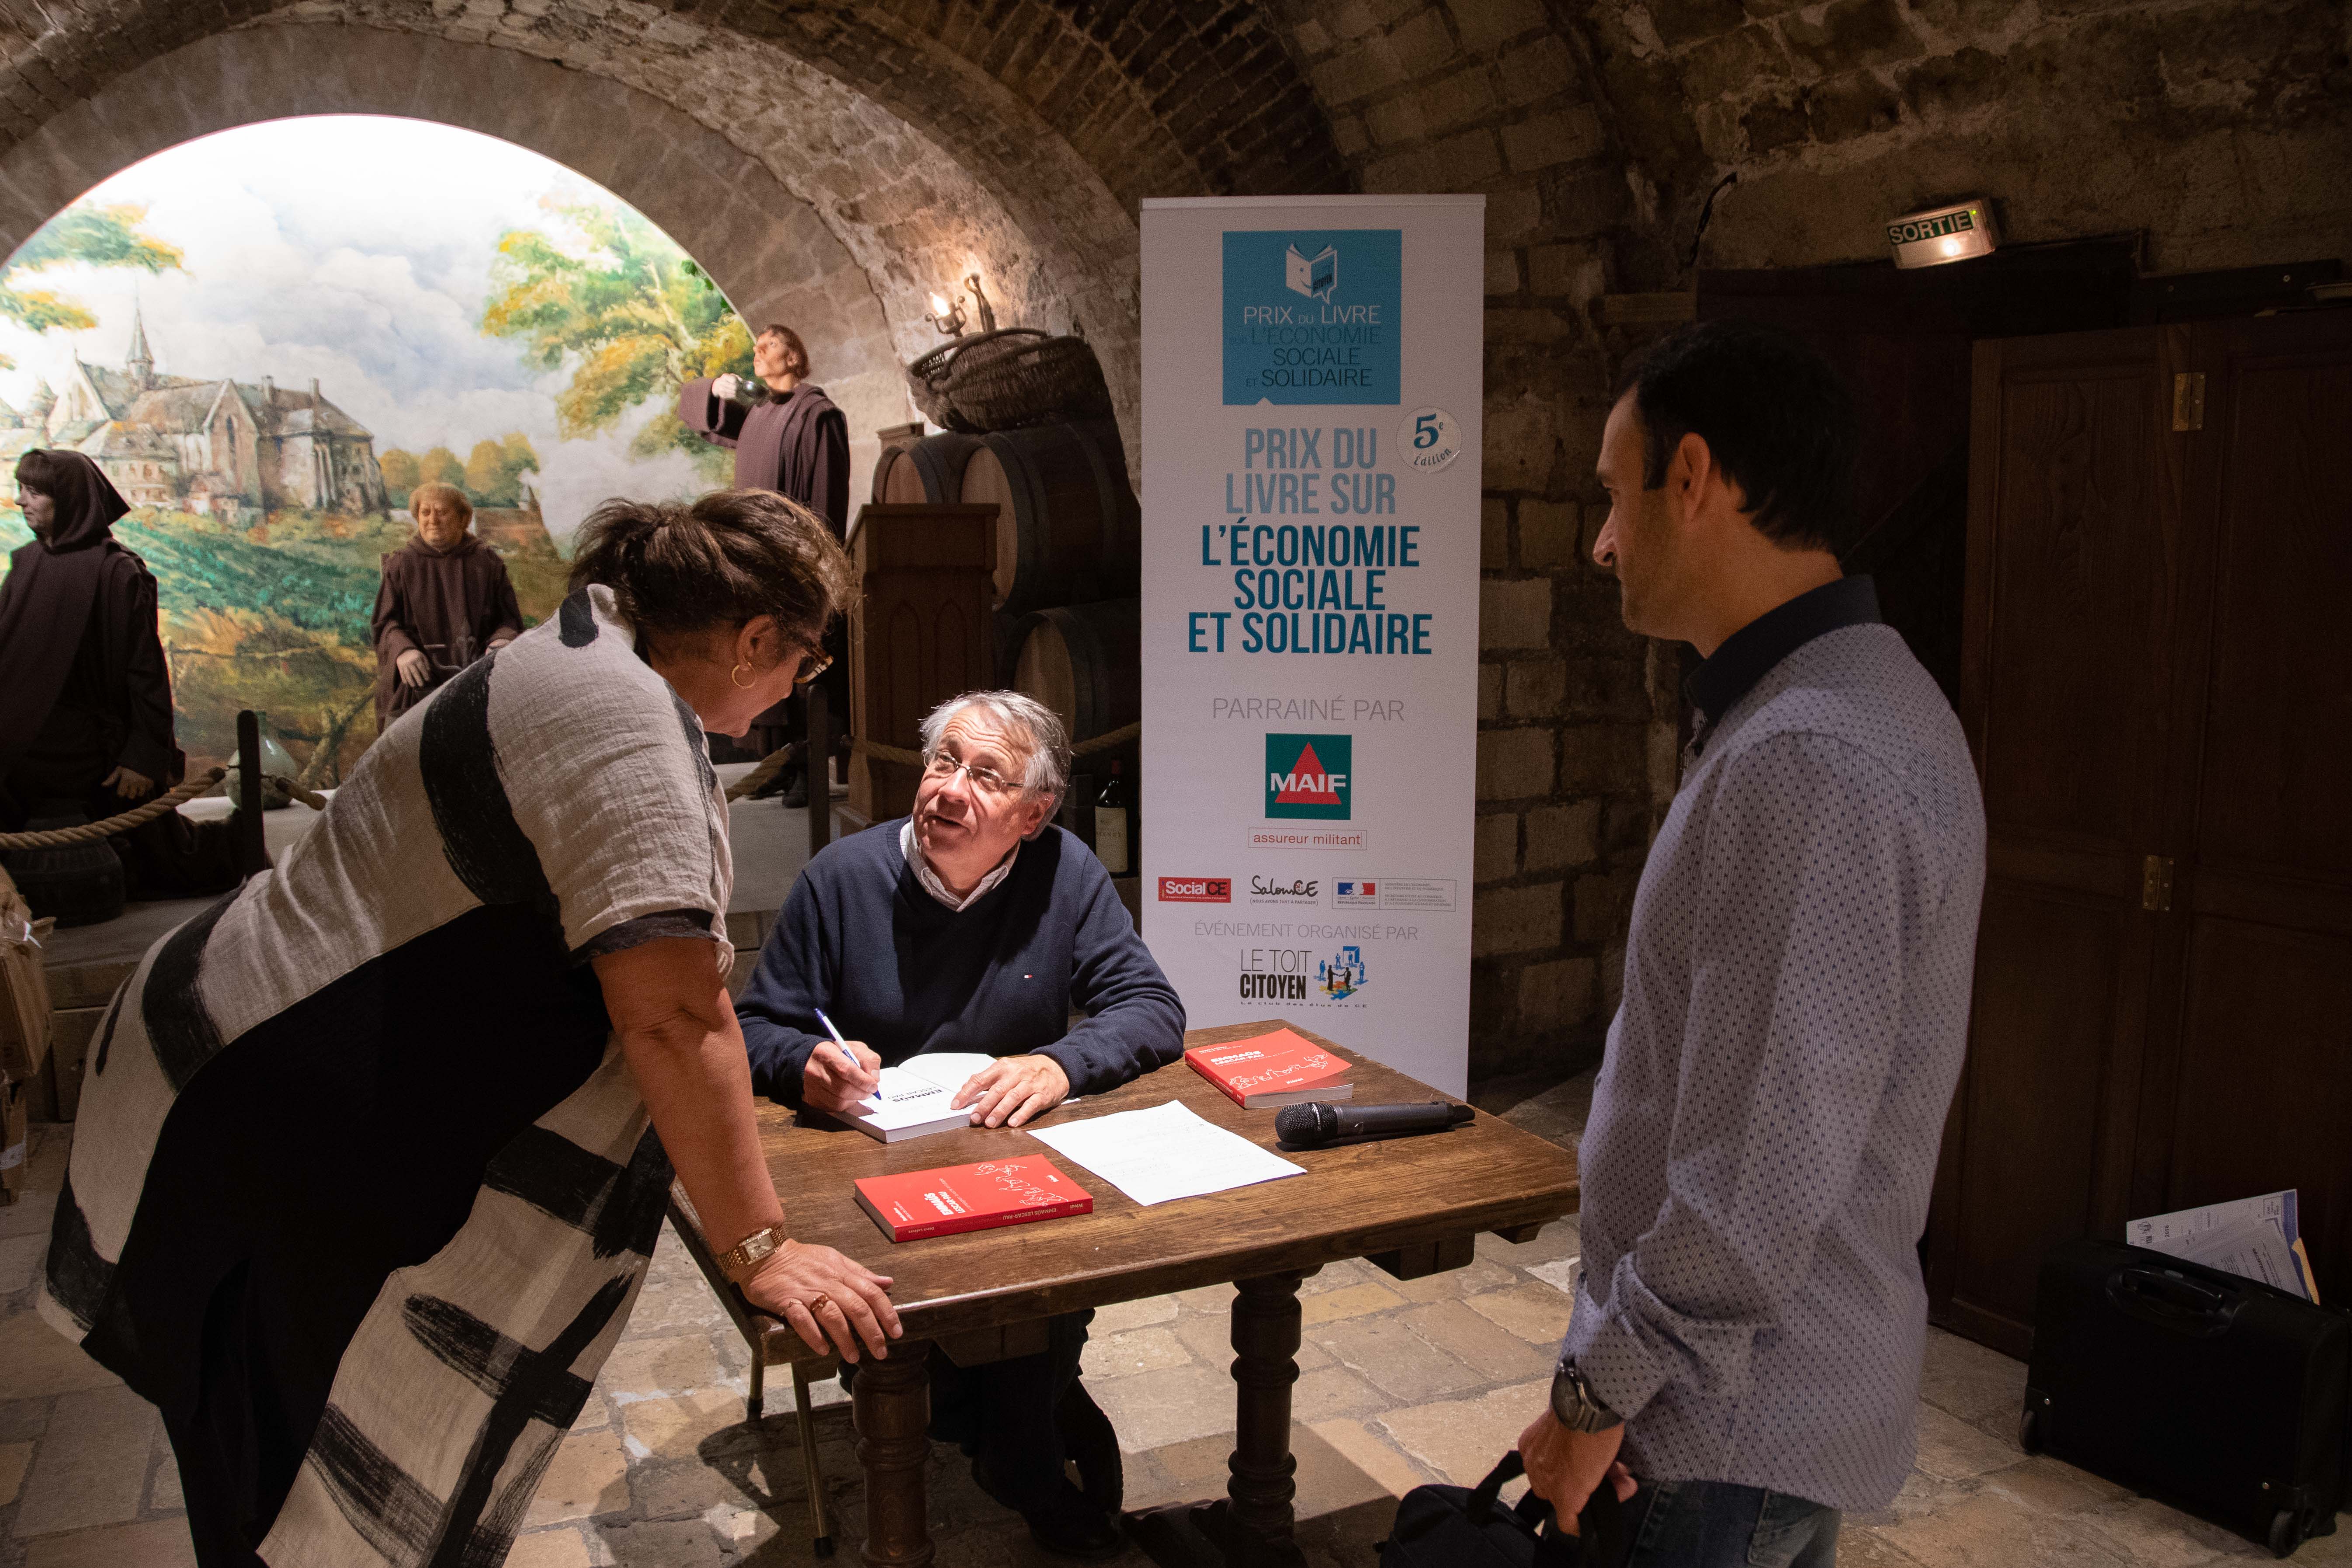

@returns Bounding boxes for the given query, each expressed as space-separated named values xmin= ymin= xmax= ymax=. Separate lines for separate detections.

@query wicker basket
xmin=906 ymin=328 xmax=1115 ymax=433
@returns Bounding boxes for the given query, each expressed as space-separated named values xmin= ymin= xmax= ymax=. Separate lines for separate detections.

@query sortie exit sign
xmin=1887 ymin=199 xmax=2000 ymax=269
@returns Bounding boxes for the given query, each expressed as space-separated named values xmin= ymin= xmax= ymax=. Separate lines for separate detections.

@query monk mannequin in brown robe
xmin=678 ymin=324 xmax=851 ymax=798
xmin=372 ymin=482 xmax=522 ymax=732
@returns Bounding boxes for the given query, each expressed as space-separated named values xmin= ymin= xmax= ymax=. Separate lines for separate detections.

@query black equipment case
xmin=2023 ymin=1239 xmax=2349 ymax=1557
xmin=1380 ymin=1451 xmax=1630 ymax=1568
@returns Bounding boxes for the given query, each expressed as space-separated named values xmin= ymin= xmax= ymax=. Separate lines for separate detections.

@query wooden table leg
xmin=1225 ymin=1270 xmax=1305 ymax=1546
xmin=1131 ymin=1269 xmax=1312 ymax=1567
xmin=851 ymin=1339 xmax=932 ymax=1568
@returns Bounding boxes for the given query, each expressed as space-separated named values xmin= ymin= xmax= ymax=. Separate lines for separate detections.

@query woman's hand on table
xmin=801 ymin=1036 xmax=882 ymax=1116
xmin=743 ymin=1239 xmax=901 ymax=1362
xmin=954 ymin=1054 xmax=1070 ymax=1129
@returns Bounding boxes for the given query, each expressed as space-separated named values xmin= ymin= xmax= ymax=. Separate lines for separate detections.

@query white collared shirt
xmin=900 ymin=820 xmax=1018 ymax=912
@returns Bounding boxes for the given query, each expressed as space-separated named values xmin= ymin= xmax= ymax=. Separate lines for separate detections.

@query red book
xmin=853 ymin=1155 xmax=1093 ymax=1242
xmin=1184 ymin=1029 xmax=1354 ymax=1110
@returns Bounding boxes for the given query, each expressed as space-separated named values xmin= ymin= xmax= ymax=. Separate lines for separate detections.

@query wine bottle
xmin=1093 ymin=761 xmax=1131 ymax=875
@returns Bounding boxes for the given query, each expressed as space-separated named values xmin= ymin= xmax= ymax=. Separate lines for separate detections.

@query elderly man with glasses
xmin=735 ymin=690 xmax=1184 ymax=1560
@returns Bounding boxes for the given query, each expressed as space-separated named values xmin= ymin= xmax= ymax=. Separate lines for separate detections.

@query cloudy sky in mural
xmin=0 ymin=114 xmax=713 ymax=540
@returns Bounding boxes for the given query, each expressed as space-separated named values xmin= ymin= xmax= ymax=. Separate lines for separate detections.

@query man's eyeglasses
xmin=921 ymin=750 xmax=1023 ymax=797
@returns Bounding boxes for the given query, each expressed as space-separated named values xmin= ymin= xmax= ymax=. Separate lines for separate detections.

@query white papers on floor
xmin=2128 ymin=1189 xmax=2319 ymax=1303
xmin=849 ymin=1052 xmax=996 ymax=1138
xmin=1026 ymin=1100 xmax=1305 ymax=1207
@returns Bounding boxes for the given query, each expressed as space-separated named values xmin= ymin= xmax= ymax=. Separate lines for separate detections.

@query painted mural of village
xmin=0 ymin=116 xmax=753 ymax=779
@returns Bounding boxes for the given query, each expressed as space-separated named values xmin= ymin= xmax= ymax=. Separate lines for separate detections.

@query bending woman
xmin=39 ymin=488 xmax=898 ymax=1566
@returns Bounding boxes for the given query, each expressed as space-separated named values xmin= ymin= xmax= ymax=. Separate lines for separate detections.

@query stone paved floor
xmin=3 ymin=1076 xmax=2346 ymax=1567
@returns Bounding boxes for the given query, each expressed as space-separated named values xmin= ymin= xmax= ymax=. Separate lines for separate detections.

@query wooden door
xmin=1931 ymin=326 xmax=2192 ymax=1356
xmin=2133 ymin=311 xmax=2352 ymax=1307
xmin=846 ymin=503 xmax=998 ymax=825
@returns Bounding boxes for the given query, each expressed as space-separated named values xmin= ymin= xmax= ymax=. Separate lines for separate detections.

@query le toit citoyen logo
xmin=1265 ymin=733 xmax=1351 ymax=820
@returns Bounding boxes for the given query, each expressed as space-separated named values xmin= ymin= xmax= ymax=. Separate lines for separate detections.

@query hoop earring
xmin=731 ymin=661 xmax=754 ymax=690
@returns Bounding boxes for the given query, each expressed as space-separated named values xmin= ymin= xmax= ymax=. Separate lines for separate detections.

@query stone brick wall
xmin=1567 ymin=0 xmax=2352 ymax=276
xmin=1268 ymin=0 xmax=1677 ymax=1077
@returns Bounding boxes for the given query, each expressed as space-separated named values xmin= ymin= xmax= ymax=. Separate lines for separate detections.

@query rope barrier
xmin=0 ymin=767 xmax=335 ymax=853
xmin=0 ymin=768 xmax=227 ymax=851
xmin=724 ymin=741 xmax=805 ymax=801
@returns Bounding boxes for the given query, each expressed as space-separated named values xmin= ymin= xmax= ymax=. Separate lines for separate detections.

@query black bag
xmin=2024 ymin=1238 xmax=2349 ymax=1558
xmin=1380 ymin=1450 xmax=1632 ymax=1568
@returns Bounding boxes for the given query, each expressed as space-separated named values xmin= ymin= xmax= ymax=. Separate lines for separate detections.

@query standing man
xmin=1519 ymin=321 xmax=1986 ymax=1564
xmin=681 ymin=323 xmax=851 ymax=802
xmin=372 ymin=481 xmax=523 ymax=732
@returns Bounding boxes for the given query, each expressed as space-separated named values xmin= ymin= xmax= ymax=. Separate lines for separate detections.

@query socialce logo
xmin=1265 ymin=734 xmax=1351 ymax=821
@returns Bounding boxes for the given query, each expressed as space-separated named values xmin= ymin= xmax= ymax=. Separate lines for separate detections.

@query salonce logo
xmin=1265 ymin=733 xmax=1352 ymax=820
xmin=1158 ymin=877 xmax=1232 ymax=903
xmin=1249 ymin=874 xmax=1321 ymax=905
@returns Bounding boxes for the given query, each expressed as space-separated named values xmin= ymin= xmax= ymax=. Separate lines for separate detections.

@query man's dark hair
xmin=1612 ymin=320 xmax=1858 ymax=556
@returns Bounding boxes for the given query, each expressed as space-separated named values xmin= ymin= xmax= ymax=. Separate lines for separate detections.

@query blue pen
xmin=812 ymin=1008 xmax=866 ymax=1079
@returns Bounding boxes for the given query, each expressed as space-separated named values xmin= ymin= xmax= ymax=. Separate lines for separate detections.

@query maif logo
xmin=1265 ymin=734 xmax=1351 ymax=821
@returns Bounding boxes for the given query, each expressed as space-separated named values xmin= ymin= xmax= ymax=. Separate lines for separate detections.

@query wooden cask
xmin=1013 ymin=598 xmax=1140 ymax=745
xmin=957 ymin=420 xmax=1140 ymax=614
xmin=874 ymin=432 xmax=986 ymax=505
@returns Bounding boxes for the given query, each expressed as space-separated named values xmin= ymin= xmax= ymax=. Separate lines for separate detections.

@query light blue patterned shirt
xmin=1562 ymin=582 xmax=1987 ymax=1511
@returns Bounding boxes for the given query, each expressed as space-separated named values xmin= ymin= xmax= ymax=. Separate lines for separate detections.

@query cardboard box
xmin=0 ymin=892 xmax=55 ymax=1083
xmin=0 ymin=1074 xmax=28 ymax=1203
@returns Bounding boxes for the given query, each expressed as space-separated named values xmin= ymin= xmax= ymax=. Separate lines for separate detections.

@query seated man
xmin=736 ymin=689 xmax=1184 ymax=1561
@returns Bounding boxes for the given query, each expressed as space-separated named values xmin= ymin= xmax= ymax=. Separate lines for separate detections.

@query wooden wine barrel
xmin=873 ymin=432 xmax=986 ymax=505
xmin=957 ymin=420 xmax=1139 ymax=614
xmin=1013 ymin=598 xmax=1140 ymax=745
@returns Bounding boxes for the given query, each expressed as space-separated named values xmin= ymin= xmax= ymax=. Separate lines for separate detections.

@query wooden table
xmin=726 ymin=1018 xmax=1578 ymax=1567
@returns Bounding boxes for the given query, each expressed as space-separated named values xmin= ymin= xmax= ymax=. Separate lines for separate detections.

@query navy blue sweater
xmin=737 ymin=821 xmax=1186 ymax=1106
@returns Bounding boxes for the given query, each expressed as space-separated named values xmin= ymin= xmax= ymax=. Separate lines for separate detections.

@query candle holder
xmin=925 ymin=290 xmax=968 ymax=337
xmin=965 ymin=273 xmax=998 ymax=334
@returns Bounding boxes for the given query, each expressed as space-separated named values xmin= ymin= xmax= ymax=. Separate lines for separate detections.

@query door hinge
xmin=2141 ymin=854 xmax=2175 ymax=912
xmin=2172 ymin=373 xmax=2205 ymax=432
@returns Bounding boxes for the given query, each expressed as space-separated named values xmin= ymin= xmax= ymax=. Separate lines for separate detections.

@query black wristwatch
xmin=1549 ymin=1356 xmax=1622 ymax=1433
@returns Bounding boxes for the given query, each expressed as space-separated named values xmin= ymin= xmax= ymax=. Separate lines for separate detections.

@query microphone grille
xmin=1273 ymin=1103 xmax=1321 ymax=1143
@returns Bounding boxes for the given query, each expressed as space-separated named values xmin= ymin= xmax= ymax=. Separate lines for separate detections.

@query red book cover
xmin=852 ymin=1155 xmax=1093 ymax=1242
xmin=1184 ymin=1030 xmax=1355 ymax=1109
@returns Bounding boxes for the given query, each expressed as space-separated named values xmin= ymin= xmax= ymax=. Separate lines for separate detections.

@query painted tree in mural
xmin=0 ymin=204 xmax=182 ymax=367
xmin=480 ymin=199 xmax=750 ymax=481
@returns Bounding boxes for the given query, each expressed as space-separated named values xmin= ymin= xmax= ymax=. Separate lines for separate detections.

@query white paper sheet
xmin=2128 ymin=1189 xmax=2313 ymax=1301
xmin=1026 ymin=1100 xmax=1305 ymax=1207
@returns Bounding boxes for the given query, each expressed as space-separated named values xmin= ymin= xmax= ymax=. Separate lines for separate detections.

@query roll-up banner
xmin=1139 ymin=194 xmax=1485 ymax=1097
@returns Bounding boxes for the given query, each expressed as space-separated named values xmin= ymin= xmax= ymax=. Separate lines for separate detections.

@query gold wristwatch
xmin=718 ymin=1223 xmax=789 ymax=1282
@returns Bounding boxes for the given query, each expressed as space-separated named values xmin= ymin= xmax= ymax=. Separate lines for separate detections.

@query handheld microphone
xmin=1273 ymin=1100 xmax=1474 ymax=1149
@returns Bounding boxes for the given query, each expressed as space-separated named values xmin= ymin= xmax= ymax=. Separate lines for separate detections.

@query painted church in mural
xmin=0 ymin=310 xmax=387 ymax=520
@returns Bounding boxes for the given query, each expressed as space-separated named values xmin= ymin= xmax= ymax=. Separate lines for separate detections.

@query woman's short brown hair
xmin=408 ymin=481 xmax=472 ymax=526
xmin=567 ymin=488 xmax=854 ymax=662
xmin=758 ymin=324 xmax=809 ymax=379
